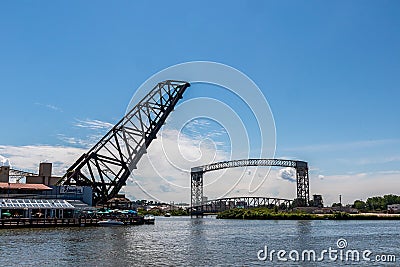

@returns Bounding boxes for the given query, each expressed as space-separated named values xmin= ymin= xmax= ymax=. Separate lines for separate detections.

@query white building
xmin=387 ymin=204 xmax=400 ymax=213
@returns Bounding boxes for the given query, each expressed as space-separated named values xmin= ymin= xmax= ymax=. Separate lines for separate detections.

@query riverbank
xmin=139 ymin=208 xmax=189 ymax=216
xmin=216 ymin=208 xmax=400 ymax=220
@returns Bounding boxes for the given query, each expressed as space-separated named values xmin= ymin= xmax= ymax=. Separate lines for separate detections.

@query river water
xmin=0 ymin=216 xmax=398 ymax=266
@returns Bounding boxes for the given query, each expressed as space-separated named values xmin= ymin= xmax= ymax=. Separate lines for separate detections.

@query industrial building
xmin=0 ymin=163 xmax=93 ymax=219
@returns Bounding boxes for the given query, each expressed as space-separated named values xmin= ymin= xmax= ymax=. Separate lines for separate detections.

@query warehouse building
xmin=0 ymin=163 xmax=93 ymax=207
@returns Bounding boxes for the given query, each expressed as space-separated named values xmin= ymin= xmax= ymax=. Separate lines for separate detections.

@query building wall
xmin=39 ymin=163 xmax=52 ymax=177
xmin=0 ymin=186 xmax=93 ymax=206
xmin=388 ymin=204 xmax=400 ymax=213
xmin=26 ymin=176 xmax=45 ymax=184
xmin=26 ymin=176 xmax=61 ymax=186
xmin=26 ymin=163 xmax=60 ymax=186
xmin=42 ymin=186 xmax=93 ymax=206
xmin=0 ymin=166 xmax=10 ymax=183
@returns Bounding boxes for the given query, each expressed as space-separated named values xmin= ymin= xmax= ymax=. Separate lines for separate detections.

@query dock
xmin=0 ymin=216 xmax=145 ymax=229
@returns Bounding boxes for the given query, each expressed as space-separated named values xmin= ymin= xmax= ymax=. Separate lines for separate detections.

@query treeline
xmin=216 ymin=208 xmax=400 ymax=220
xmin=353 ymin=194 xmax=400 ymax=212
xmin=138 ymin=208 xmax=189 ymax=216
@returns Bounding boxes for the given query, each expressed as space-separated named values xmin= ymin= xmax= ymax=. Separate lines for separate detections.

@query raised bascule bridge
xmin=56 ymin=80 xmax=310 ymax=213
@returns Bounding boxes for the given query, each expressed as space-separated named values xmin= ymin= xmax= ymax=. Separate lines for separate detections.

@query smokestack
xmin=0 ymin=166 xmax=10 ymax=183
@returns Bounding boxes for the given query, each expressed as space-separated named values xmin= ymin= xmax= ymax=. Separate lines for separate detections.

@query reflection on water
xmin=0 ymin=217 xmax=398 ymax=266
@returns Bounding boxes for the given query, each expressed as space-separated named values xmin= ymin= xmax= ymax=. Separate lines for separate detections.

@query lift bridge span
xmin=57 ymin=80 xmax=309 ymax=207
xmin=189 ymin=196 xmax=293 ymax=215
xmin=190 ymin=159 xmax=309 ymax=214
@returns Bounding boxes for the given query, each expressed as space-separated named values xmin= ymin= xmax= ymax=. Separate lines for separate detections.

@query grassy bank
xmin=138 ymin=208 xmax=189 ymax=216
xmin=216 ymin=208 xmax=400 ymax=220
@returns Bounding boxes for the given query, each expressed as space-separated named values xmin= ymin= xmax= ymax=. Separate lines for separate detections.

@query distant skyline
xmin=1 ymin=1 xmax=399 ymax=205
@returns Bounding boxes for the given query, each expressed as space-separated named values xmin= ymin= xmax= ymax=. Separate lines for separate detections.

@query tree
xmin=353 ymin=200 xmax=367 ymax=211
xmin=279 ymin=203 xmax=288 ymax=210
xmin=366 ymin=196 xmax=385 ymax=211
xmin=332 ymin=202 xmax=342 ymax=207
xmin=292 ymin=198 xmax=307 ymax=207
xmin=383 ymin=194 xmax=400 ymax=206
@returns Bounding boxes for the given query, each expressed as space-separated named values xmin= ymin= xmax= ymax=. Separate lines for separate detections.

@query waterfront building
xmin=0 ymin=198 xmax=75 ymax=219
xmin=0 ymin=164 xmax=93 ymax=208
xmin=388 ymin=204 xmax=400 ymax=213
xmin=105 ymin=195 xmax=134 ymax=210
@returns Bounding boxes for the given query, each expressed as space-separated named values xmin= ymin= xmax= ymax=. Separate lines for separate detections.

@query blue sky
xmin=1 ymin=1 xmax=399 ymax=204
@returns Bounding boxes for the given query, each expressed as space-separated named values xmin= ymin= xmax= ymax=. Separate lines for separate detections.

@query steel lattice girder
xmin=190 ymin=158 xmax=309 ymax=209
xmin=9 ymin=169 xmax=38 ymax=177
xmin=191 ymin=196 xmax=293 ymax=213
xmin=296 ymin=166 xmax=310 ymax=206
xmin=191 ymin=159 xmax=305 ymax=173
xmin=58 ymin=80 xmax=190 ymax=204
xmin=191 ymin=172 xmax=203 ymax=208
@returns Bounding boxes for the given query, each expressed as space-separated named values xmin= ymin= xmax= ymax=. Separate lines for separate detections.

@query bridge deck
xmin=189 ymin=196 xmax=293 ymax=215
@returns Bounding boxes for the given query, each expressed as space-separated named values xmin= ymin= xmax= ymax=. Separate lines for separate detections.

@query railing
xmin=0 ymin=218 xmax=91 ymax=227
xmin=0 ymin=216 xmax=145 ymax=228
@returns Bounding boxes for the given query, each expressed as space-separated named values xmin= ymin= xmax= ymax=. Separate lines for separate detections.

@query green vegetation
xmin=170 ymin=209 xmax=189 ymax=216
xmin=352 ymin=194 xmax=400 ymax=212
xmin=216 ymin=208 xmax=400 ymax=220
xmin=137 ymin=208 xmax=189 ymax=216
xmin=138 ymin=208 xmax=163 ymax=216
xmin=216 ymin=208 xmax=318 ymax=220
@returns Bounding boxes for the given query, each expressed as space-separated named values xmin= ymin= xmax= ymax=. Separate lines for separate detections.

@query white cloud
xmin=1 ymin=130 xmax=399 ymax=206
xmin=125 ymin=127 xmax=302 ymax=202
xmin=0 ymin=145 xmax=86 ymax=176
xmin=0 ymin=155 xmax=11 ymax=167
xmin=277 ymin=167 xmax=296 ymax=183
xmin=34 ymin=102 xmax=63 ymax=112
xmin=57 ymin=134 xmax=104 ymax=148
xmin=58 ymin=118 xmax=114 ymax=148
xmin=73 ymin=119 xmax=114 ymax=130
xmin=311 ymin=171 xmax=400 ymax=206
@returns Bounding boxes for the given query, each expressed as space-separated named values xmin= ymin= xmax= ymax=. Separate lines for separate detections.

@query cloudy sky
xmin=1 ymin=1 xmax=399 ymax=205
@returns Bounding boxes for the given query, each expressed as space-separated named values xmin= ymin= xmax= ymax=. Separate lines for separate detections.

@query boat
xmin=144 ymin=214 xmax=155 ymax=224
xmin=164 ymin=212 xmax=171 ymax=217
xmin=97 ymin=219 xmax=124 ymax=226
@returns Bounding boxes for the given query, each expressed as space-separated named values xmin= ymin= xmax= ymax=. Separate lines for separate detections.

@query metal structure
xmin=191 ymin=159 xmax=309 ymax=211
xmin=57 ymin=80 xmax=190 ymax=204
xmin=190 ymin=196 xmax=293 ymax=215
xmin=9 ymin=169 xmax=38 ymax=183
xmin=10 ymin=169 xmax=38 ymax=177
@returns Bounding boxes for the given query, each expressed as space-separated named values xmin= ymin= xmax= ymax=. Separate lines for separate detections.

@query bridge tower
xmin=295 ymin=161 xmax=309 ymax=207
xmin=191 ymin=171 xmax=203 ymax=208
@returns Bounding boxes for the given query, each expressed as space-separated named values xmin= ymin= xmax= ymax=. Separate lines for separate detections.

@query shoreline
xmin=216 ymin=208 xmax=400 ymax=220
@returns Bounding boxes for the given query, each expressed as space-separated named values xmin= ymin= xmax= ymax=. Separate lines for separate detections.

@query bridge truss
xmin=190 ymin=196 xmax=293 ymax=215
xmin=191 ymin=159 xmax=309 ymax=211
xmin=57 ymin=80 xmax=190 ymax=204
xmin=9 ymin=169 xmax=38 ymax=183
